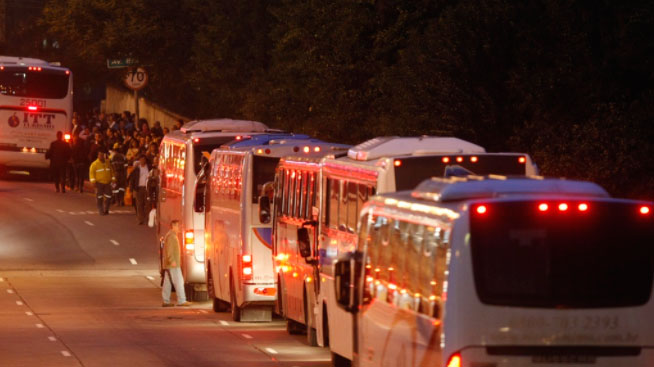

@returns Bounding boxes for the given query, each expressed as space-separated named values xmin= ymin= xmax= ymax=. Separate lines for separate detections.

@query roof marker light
xmin=538 ymin=203 xmax=549 ymax=212
xmin=640 ymin=206 xmax=650 ymax=215
xmin=65 ymin=70 xmax=70 ymax=75
xmin=303 ymin=146 xmax=310 ymax=153
xmin=519 ymin=156 xmax=527 ymax=164
xmin=456 ymin=156 xmax=463 ymax=163
xmin=470 ymin=156 xmax=478 ymax=163
xmin=235 ymin=136 xmax=242 ymax=140
xmin=265 ymin=148 xmax=271 ymax=154
xmin=314 ymin=146 xmax=321 ymax=152
xmin=442 ymin=157 xmax=450 ymax=163
xmin=394 ymin=160 xmax=402 ymax=167
xmin=476 ymin=205 xmax=487 ymax=214
xmin=558 ymin=203 xmax=569 ymax=211
xmin=27 ymin=105 xmax=38 ymax=111
xmin=578 ymin=203 xmax=588 ymax=212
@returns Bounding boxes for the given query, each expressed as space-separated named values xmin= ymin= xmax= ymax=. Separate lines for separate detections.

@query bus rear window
xmin=470 ymin=201 xmax=654 ymax=308
xmin=394 ymin=154 xmax=528 ymax=191
xmin=0 ymin=69 xmax=69 ymax=99
xmin=192 ymin=137 xmax=237 ymax=173
xmin=252 ymin=156 xmax=280 ymax=203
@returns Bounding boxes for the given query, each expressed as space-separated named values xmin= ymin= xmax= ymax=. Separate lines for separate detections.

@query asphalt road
xmin=0 ymin=178 xmax=331 ymax=367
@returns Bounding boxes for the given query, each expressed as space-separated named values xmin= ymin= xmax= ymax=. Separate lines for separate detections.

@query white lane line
xmin=36 ymin=323 xmax=44 ymax=328
xmin=23 ymin=197 xmax=33 ymax=202
xmin=0 ymin=277 xmax=4 ymax=282
xmin=265 ymin=347 xmax=279 ymax=355
xmin=16 ymin=300 xmax=23 ymax=306
xmin=129 ymin=258 xmax=138 ymax=265
xmin=6 ymin=289 xmax=14 ymax=294
xmin=48 ymin=336 xmax=56 ymax=342
xmin=146 ymin=276 xmax=155 ymax=280
xmin=84 ymin=220 xmax=95 ymax=226
xmin=61 ymin=351 xmax=71 ymax=357
xmin=69 ymin=211 xmax=76 ymax=215
xmin=219 ymin=320 xmax=229 ymax=326
xmin=25 ymin=311 xmax=33 ymax=316
xmin=86 ymin=210 xmax=95 ymax=214
xmin=56 ymin=209 xmax=65 ymax=213
xmin=110 ymin=239 xmax=120 ymax=246
xmin=242 ymin=333 xmax=253 ymax=339
xmin=199 ymin=310 xmax=208 ymax=314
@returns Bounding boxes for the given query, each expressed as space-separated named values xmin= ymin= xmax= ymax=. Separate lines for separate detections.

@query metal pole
xmin=134 ymin=88 xmax=139 ymax=121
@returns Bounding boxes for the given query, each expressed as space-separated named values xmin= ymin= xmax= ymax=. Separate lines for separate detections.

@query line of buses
xmin=158 ymin=119 xmax=654 ymax=367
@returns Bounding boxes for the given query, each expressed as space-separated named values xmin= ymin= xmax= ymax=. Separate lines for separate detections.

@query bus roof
xmin=221 ymin=133 xmax=312 ymax=148
xmin=0 ymin=56 xmax=49 ymax=66
xmin=180 ymin=119 xmax=270 ymax=133
xmin=347 ymin=136 xmax=485 ymax=161
xmin=411 ymin=176 xmax=610 ymax=202
xmin=215 ymin=140 xmax=350 ymax=158
xmin=163 ymin=129 xmax=257 ymax=144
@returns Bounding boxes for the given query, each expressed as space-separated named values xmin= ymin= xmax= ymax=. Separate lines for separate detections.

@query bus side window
xmin=329 ymin=179 xmax=340 ymax=230
xmin=283 ymin=169 xmax=291 ymax=216
xmin=338 ymin=180 xmax=348 ymax=232
xmin=390 ymin=220 xmax=407 ymax=287
xmin=347 ymin=182 xmax=358 ymax=233
xmin=407 ymin=224 xmax=424 ymax=304
xmin=378 ymin=216 xmax=391 ymax=282
xmin=306 ymin=172 xmax=315 ymax=219
xmin=274 ymin=169 xmax=283 ymax=217
xmin=297 ymin=171 xmax=306 ymax=219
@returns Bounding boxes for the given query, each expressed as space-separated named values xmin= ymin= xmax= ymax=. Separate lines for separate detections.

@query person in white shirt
xmin=128 ymin=155 xmax=150 ymax=225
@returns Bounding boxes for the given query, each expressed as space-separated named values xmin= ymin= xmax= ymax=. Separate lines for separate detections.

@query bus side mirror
xmin=334 ymin=253 xmax=360 ymax=313
xmin=297 ymin=227 xmax=311 ymax=258
xmin=259 ymin=196 xmax=271 ymax=224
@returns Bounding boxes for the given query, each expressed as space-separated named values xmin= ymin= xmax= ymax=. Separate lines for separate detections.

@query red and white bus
xmin=0 ymin=56 xmax=73 ymax=171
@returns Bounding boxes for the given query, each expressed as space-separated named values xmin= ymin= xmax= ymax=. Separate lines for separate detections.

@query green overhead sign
xmin=106 ymin=58 xmax=137 ymax=69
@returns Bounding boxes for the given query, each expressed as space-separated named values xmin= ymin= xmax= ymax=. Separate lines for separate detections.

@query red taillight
xmin=519 ymin=156 xmax=526 ymax=164
xmin=538 ymin=203 xmax=549 ymax=212
xmin=193 ymin=138 xmax=199 ymax=143
xmin=242 ymin=254 xmax=253 ymax=279
xmin=184 ymin=230 xmax=194 ymax=244
xmin=394 ymin=159 xmax=402 ymax=167
xmin=265 ymin=148 xmax=271 ymax=154
xmin=235 ymin=135 xmax=242 ymax=140
xmin=640 ymin=206 xmax=650 ymax=215
xmin=578 ymin=203 xmax=588 ymax=212
xmin=64 ymin=133 xmax=71 ymax=142
xmin=470 ymin=156 xmax=478 ymax=163
xmin=446 ymin=353 xmax=461 ymax=367
xmin=558 ymin=203 xmax=569 ymax=211
xmin=314 ymin=146 xmax=321 ymax=152
xmin=65 ymin=70 xmax=70 ymax=75
xmin=27 ymin=105 xmax=38 ymax=111
xmin=476 ymin=205 xmax=487 ymax=214
xmin=442 ymin=157 xmax=450 ymax=163
xmin=456 ymin=156 xmax=463 ymax=163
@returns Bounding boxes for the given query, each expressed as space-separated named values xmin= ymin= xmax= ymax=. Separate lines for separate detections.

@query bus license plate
xmin=532 ymin=355 xmax=596 ymax=364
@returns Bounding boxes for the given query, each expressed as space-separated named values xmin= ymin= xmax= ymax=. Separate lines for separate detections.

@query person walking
xmin=45 ymin=131 xmax=72 ymax=193
xmin=110 ymin=144 xmax=128 ymax=206
xmin=161 ymin=220 xmax=191 ymax=307
xmin=71 ymin=135 xmax=88 ymax=193
xmin=128 ymin=155 xmax=149 ymax=224
xmin=89 ymin=151 xmax=115 ymax=215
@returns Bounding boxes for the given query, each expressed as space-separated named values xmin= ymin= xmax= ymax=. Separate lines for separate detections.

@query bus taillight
xmin=242 ymin=254 xmax=253 ymax=280
xmin=446 ymin=353 xmax=461 ymax=367
xmin=64 ymin=134 xmax=71 ymax=142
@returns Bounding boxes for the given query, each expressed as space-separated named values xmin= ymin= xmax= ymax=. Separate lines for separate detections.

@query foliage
xmin=29 ymin=0 xmax=654 ymax=197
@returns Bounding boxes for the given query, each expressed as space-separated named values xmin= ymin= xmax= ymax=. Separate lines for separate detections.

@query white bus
xmin=0 ymin=56 xmax=72 ymax=171
xmin=157 ymin=119 xmax=272 ymax=300
xmin=288 ymin=136 xmax=538 ymax=366
xmin=204 ymin=140 xmax=348 ymax=322
xmin=334 ymin=176 xmax=654 ymax=367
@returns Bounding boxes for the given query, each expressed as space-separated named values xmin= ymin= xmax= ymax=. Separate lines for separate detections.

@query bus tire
xmin=331 ymin=352 xmax=351 ymax=367
xmin=286 ymin=318 xmax=305 ymax=335
xmin=229 ymin=275 xmax=241 ymax=322
xmin=322 ymin=304 xmax=330 ymax=347
xmin=305 ymin=289 xmax=318 ymax=346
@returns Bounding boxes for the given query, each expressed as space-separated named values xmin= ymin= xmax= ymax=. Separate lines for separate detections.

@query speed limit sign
xmin=124 ymin=67 xmax=148 ymax=90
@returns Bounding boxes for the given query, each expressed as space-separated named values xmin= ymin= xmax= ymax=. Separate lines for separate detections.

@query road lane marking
xmin=48 ymin=336 xmax=56 ymax=342
xmin=110 ymin=239 xmax=120 ymax=246
xmin=199 ymin=310 xmax=208 ymax=314
xmin=6 ymin=289 xmax=14 ymax=294
xmin=61 ymin=351 xmax=71 ymax=357
xmin=69 ymin=212 xmax=76 ymax=215
xmin=265 ymin=347 xmax=278 ymax=355
xmin=129 ymin=258 xmax=138 ymax=265
xmin=23 ymin=197 xmax=33 ymax=202
xmin=146 ymin=276 xmax=155 ymax=280
xmin=56 ymin=209 xmax=65 ymax=213
xmin=26 ymin=311 xmax=33 ymax=316
xmin=84 ymin=220 xmax=95 ymax=226
xmin=242 ymin=333 xmax=253 ymax=339
xmin=0 ymin=277 xmax=4 ymax=282
xmin=36 ymin=323 xmax=44 ymax=328
xmin=86 ymin=210 xmax=95 ymax=214
xmin=16 ymin=300 xmax=23 ymax=306
xmin=219 ymin=320 xmax=229 ymax=326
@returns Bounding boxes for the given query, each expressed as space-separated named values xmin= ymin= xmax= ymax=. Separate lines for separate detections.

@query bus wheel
xmin=331 ymin=352 xmax=351 ymax=367
xmin=305 ymin=293 xmax=318 ymax=346
xmin=286 ymin=318 xmax=305 ymax=335
xmin=229 ymin=276 xmax=241 ymax=322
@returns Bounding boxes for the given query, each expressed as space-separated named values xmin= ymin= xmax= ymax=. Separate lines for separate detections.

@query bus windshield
xmin=0 ymin=69 xmax=69 ymax=99
xmin=192 ymin=137 xmax=239 ymax=173
xmin=470 ymin=201 xmax=654 ymax=308
xmin=394 ymin=154 xmax=528 ymax=191
xmin=252 ymin=156 xmax=280 ymax=203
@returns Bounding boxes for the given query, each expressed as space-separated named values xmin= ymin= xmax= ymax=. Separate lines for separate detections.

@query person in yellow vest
xmin=162 ymin=220 xmax=191 ymax=307
xmin=89 ymin=150 xmax=116 ymax=215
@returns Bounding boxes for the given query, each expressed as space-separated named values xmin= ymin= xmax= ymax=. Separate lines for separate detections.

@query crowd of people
xmin=47 ymin=110 xmax=184 ymax=224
